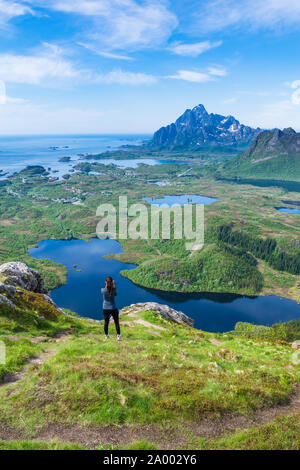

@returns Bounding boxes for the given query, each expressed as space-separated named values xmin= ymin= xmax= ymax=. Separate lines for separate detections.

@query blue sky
xmin=0 ymin=0 xmax=300 ymax=134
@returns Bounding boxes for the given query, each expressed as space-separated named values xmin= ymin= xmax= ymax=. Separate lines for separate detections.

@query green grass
xmin=0 ymin=440 xmax=87 ymax=450
xmin=195 ymin=413 xmax=300 ymax=450
xmin=120 ymin=440 xmax=158 ymax=450
xmin=0 ymin=307 xmax=299 ymax=435
xmin=0 ymin=285 xmax=299 ymax=450
xmin=0 ymin=287 xmax=96 ymax=380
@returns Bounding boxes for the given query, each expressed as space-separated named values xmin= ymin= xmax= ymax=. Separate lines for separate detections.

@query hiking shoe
xmin=105 ymin=334 xmax=110 ymax=339
xmin=117 ymin=334 xmax=122 ymax=341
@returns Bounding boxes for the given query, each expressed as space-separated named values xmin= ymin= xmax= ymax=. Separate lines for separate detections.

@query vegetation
xmin=0 ymin=295 xmax=299 ymax=450
xmin=219 ymin=129 xmax=300 ymax=182
xmin=195 ymin=413 xmax=300 ymax=450
xmin=0 ymin=156 xmax=299 ymax=302
xmin=0 ymin=440 xmax=86 ymax=450
xmin=122 ymin=242 xmax=263 ymax=294
xmin=214 ymin=224 xmax=300 ymax=275
xmin=234 ymin=318 xmax=300 ymax=342
xmin=0 ymin=285 xmax=94 ymax=380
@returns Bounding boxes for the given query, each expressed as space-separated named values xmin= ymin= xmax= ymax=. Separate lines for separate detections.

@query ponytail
xmin=106 ymin=276 xmax=114 ymax=296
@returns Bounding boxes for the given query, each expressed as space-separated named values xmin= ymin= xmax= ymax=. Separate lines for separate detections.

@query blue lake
xmin=29 ymin=238 xmax=300 ymax=333
xmin=276 ymin=207 xmax=300 ymax=214
xmin=142 ymin=194 xmax=219 ymax=206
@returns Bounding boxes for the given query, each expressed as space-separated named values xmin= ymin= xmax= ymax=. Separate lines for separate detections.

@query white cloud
xmin=258 ymin=88 xmax=300 ymax=129
xmin=167 ymin=65 xmax=227 ymax=83
xmin=0 ymin=51 xmax=82 ymax=84
xmin=0 ymin=0 xmax=34 ymax=27
xmin=30 ymin=0 xmax=178 ymax=51
xmin=193 ymin=0 xmax=300 ymax=33
xmin=207 ymin=66 xmax=227 ymax=77
xmin=167 ymin=70 xmax=213 ymax=83
xmin=284 ymin=79 xmax=300 ymax=106
xmin=0 ymin=44 xmax=155 ymax=86
xmin=78 ymin=42 xmax=133 ymax=61
xmin=287 ymin=80 xmax=300 ymax=90
xmin=95 ymin=69 xmax=156 ymax=85
xmin=168 ymin=40 xmax=222 ymax=57
xmin=291 ymin=89 xmax=300 ymax=105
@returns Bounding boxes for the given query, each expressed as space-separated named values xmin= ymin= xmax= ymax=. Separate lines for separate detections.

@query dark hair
xmin=105 ymin=276 xmax=114 ymax=296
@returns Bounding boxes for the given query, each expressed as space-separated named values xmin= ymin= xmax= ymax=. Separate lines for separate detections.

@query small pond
xmin=276 ymin=207 xmax=300 ymax=214
xmin=142 ymin=194 xmax=219 ymax=206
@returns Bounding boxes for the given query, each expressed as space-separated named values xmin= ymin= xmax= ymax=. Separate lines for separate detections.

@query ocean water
xmin=0 ymin=134 xmax=150 ymax=178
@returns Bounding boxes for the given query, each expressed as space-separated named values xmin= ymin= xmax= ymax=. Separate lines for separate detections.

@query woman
xmin=101 ymin=276 xmax=122 ymax=341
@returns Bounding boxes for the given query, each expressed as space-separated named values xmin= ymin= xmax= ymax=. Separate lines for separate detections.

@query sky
xmin=0 ymin=0 xmax=300 ymax=135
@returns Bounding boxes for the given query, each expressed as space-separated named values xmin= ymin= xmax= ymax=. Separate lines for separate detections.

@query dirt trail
xmin=0 ymin=332 xmax=70 ymax=387
xmin=1 ymin=322 xmax=299 ymax=448
xmin=37 ymin=385 xmax=300 ymax=448
xmin=120 ymin=311 xmax=166 ymax=336
xmin=0 ymin=387 xmax=299 ymax=449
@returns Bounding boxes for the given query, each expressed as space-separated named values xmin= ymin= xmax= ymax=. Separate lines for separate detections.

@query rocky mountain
xmin=149 ymin=104 xmax=261 ymax=149
xmin=220 ymin=127 xmax=300 ymax=181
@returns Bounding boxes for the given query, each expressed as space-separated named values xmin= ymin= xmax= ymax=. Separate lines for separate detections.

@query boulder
xmin=0 ymin=281 xmax=16 ymax=297
xmin=0 ymin=262 xmax=47 ymax=293
xmin=121 ymin=302 xmax=194 ymax=327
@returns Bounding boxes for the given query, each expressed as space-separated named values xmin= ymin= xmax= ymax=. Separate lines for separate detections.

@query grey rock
xmin=0 ymin=293 xmax=15 ymax=308
xmin=0 ymin=262 xmax=47 ymax=293
xmin=149 ymin=104 xmax=261 ymax=149
xmin=42 ymin=294 xmax=56 ymax=305
xmin=121 ymin=302 xmax=194 ymax=327
xmin=0 ymin=281 xmax=16 ymax=297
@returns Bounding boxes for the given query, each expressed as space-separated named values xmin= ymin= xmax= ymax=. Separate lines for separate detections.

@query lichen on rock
xmin=0 ymin=262 xmax=47 ymax=294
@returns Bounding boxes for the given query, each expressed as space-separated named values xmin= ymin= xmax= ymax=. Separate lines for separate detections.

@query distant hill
xmin=220 ymin=127 xmax=300 ymax=181
xmin=149 ymin=104 xmax=261 ymax=149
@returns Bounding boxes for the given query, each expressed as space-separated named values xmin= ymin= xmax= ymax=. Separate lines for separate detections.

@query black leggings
xmin=103 ymin=309 xmax=120 ymax=335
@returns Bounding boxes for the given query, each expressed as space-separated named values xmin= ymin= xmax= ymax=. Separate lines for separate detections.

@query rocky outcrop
xmin=220 ymin=126 xmax=300 ymax=180
xmin=0 ymin=262 xmax=47 ymax=294
xmin=120 ymin=302 xmax=194 ymax=327
xmin=149 ymin=104 xmax=261 ymax=149
xmin=244 ymin=128 xmax=300 ymax=159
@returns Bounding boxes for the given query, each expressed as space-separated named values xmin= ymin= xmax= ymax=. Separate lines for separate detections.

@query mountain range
xmin=149 ymin=104 xmax=261 ymax=149
xmin=220 ymin=127 xmax=300 ymax=181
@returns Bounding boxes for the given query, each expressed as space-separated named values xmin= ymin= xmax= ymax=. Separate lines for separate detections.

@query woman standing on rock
xmin=101 ymin=276 xmax=122 ymax=341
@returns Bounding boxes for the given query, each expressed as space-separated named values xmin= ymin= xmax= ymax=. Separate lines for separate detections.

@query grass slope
xmin=0 ymin=292 xmax=299 ymax=450
xmin=219 ymin=130 xmax=300 ymax=181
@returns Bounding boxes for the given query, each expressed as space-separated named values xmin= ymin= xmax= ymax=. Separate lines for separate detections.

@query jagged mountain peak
xmin=149 ymin=104 xmax=261 ymax=149
xmin=191 ymin=103 xmax=208 ymax=114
